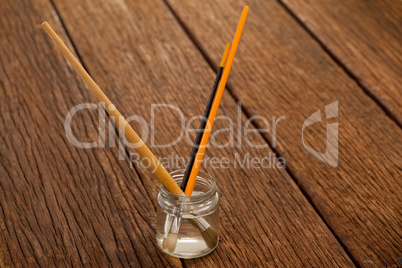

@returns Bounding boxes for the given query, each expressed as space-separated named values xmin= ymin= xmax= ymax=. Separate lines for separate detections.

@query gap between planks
xmin=161 ymin=0 xmax=361 ymax=266
xmin=275 ymin=0 xmax=401 ymax=129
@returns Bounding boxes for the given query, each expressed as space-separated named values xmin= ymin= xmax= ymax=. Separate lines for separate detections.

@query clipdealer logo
xmin=302 ymin=101 xmax=339 ymax=167
xmin=63 ymin=102 xmax=287 ymax=169
xmin=63 ymin=101 xmax=339 ymax=169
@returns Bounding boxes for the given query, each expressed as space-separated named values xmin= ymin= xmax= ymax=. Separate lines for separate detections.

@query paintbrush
xmin=184 ymin=6 xmax=249 ymax=196
xmin=165 ymin=6 xmax=249 ymax=251
xmin=162 ymin=44 xmax=229 ymax=252
xmin=180 ymin=44 xmax=230 ymax=191
xmin=41 ymin=21 xmax=218 ymax=252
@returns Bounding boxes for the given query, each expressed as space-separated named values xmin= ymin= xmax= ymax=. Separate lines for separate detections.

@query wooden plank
xmin=51 ymin=0 xmax=354 ymax=266
xmin=281 ymin=0 xmax=402 ymax=126
xmin=0 ymin=0 xmax=182 ymax=267
xmin=164 ymin=0 xmax=402 ymax=267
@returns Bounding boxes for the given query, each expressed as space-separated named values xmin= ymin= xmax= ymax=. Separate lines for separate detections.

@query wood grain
xmin=0 ymin=0 xmax=181 ymax=266
xmin=279 ymin=0 xmax=402 ymax=126
xmin=164 ymin=0 xmax=402 ymax=266
xmin=49 ymin=0 xmax=355 ymax=266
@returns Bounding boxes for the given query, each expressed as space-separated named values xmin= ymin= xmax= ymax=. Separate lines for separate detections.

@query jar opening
xmin=160 ymin=170 xmax=217 ymax=204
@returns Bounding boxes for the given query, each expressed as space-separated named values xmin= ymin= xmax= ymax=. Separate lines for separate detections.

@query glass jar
xmin=156 ymin=169 xmax=219 ymax=258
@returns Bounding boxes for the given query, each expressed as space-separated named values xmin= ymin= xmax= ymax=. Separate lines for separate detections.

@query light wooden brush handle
xmin=42 ymin=22 xmax=182 ymax=195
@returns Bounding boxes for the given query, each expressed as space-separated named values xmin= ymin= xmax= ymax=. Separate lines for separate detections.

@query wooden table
xmin=1 ymin=0 xmax=401 ymax=267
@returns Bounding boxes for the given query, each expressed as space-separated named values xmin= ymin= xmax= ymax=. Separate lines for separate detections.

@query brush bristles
xmin=188 ymin=219 xmax=218 ymax=248
xmin=162 ymin=220 xmax=218 ymax=253
xmin=201 ymin=227 xmax=219 ymax=249
xmin=162 ymin=237 xmax=168 ymax=250
xmin=165 ymin=233 xmax=178 ymax=253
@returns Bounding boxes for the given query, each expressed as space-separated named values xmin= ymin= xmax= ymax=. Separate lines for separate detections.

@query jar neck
xmin=159 ymin=170 xmax=217 ymax=205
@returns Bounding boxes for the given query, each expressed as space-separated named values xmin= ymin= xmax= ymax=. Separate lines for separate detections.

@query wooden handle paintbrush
xmin=42 ymin=21 xmax=182 ymax=195
xmin=41 ymin=21 xmax=217 ymax=252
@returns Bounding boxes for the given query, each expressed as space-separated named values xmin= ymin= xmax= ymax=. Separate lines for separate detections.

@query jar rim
xmin=159 ymin=169 xmax=217 ymax=203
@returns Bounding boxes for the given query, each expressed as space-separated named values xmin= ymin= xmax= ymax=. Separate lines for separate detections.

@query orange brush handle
xmin=184 ymin=6 xmax=249 ymax=196
xmin=220 ymin=44 xmax=231 ymax=67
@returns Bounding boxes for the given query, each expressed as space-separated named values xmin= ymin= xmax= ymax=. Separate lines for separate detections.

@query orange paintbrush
xmin=184 ymin=6 xmax=249 ymax=196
